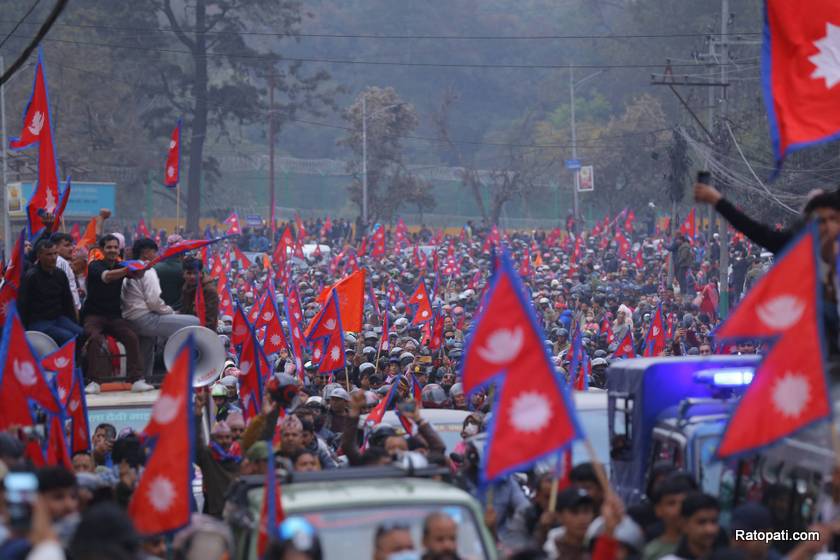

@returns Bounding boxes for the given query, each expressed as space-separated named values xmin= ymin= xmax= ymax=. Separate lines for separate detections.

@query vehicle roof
xmin=86 ymin=390 xmax=159 ymax=408
xmin=574 ymin=389 xmax=607 ymax=410
xmin=371 ymin=408 xmax=472 ymax=425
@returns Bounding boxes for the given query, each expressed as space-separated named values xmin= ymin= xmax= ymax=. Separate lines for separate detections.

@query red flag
xmin=49 ymin=179 xmax=71 ymax=234
xmin=45 ymin=415 xmax=72 ymax=470
xmin=9 ymin=51 xmax=61 ymax=238
xmin=41 ymin=339 xmax=76 ymax=405
xmin=679 ymin=208 xmax=696 ymax=242
xmin=78 ymin=217 xmax=98 ymax=249
xmin=322 ymin=216 xmax=332 ymax=236
xmin=624 ymin=209 xmax=635 ymax=232
xmin=69 ymin=222 xmax=81 ymax=244
xmin=715 ymin=226 xmax=829 ymax=458
xmin=0 ymin=303 xmax=63 ymax=430
xmin=257 ymin=444 xmax=285 ymax=556
xmin=136 ymin=218 xmax=150 ymax=238
xmin=295 ymin=213 xmax=308 ymax=239
xmin=292 ymin=240 xmax=305 ymax=259
xmin=599 ymin=319 xmax=615 ymax=346
xmin=163 ymin=121 xmax=181 ymax=187
xmin=64 ymin=370 xmax=90 ymax=454
xmin=612 ymin=331 xmax=636 ymax=359
xmin=129 ymin=337 xmax=195 ymax=535
xmin=371 ymin=227 xmax=386 ymax=258
xmin=284 ymin=287 xmax=307 ymax=378
xmin=145 ymin=238 xmax=222 ymax=269
xmin=615 ymin=231 xmax=631 ymax=260
xmin=315 ymin=269 xmax=366 ymax=333
xmin=232 ymin=304 xmax=252 ymax=348
xmin=379 ymin=310 xmax=391 ymax=354
xmin=642 ymin=305 xmax=666 ymax=357
xmin=519 ymin=250 xmax=532 ymax=278
xmin=224 ymin=212 xmax=241 ymax=235
xmin=238 ymin=321 xmax=270 ymax=420
xmin=218 ymin=283 xmax=235 ymax=320
xmin=232 ymin=245 xmax=252 ymax=269
xmin=305 ymin=289 xmax=345 ymax=374
xmin=0 ymin=230 xmax=26 ymax=325
xmin=408 ymin=281 xmax=433 ymax=325
xmin=635 ymin=250 xmax=644 ymax=270
xmin=764 ymin=1 xmax=840 ymax=166
xmin=260 ymin=296 xmax=289 ymax=356
xmin=429 ymin=311 xmax=445 ymax=351
xmin=194 ymin=280 xmax=207 ymax=327
xmin=461 ymin=253 xmax=582 ymax=481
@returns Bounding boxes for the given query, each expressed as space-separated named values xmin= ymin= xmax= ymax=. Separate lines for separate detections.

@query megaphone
xmin=163 ymin=326 xmax=226 ymax=387
xmin=25 ymin=331 xmax=59 ymax=360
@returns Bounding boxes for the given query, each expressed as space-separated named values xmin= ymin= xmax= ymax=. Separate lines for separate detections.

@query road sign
xmin=245 ymin=214 xmax=263 ymax=227
xmin=565 ymin=159 xmax=582 ymax=170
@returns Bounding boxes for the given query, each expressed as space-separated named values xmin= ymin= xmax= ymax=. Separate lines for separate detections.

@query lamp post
xmin=569 ymin=65 xmax=605 ymax=231
xmin=361 ymin=98 xmax=404 ymax=226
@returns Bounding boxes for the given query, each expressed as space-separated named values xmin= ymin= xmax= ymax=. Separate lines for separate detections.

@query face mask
xmin=463 ymin=423 xmax=479 ymax=436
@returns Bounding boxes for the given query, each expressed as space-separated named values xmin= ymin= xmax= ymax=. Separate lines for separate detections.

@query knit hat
xmin=211 ymin=421 xmax=231 ymax=436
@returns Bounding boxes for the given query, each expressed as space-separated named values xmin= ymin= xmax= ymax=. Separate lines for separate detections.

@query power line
xmin=0 ymin=0 xmax=67 ymax=86
xmin=0 ymin=0 xmax=41 ymax=51
xmin=38 ymin=36 xmax=745 ymax=71
xmin=0 ymin=19 xmax=762 ymax=41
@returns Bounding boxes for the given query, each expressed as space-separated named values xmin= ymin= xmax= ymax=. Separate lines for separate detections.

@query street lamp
xmin=361 ymin=98 xmax=405 ymax=226
xmin=569 ymin=65 xmax=605 ymax=231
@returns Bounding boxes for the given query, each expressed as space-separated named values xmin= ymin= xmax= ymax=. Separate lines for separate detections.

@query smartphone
xmin=697 ymin=171 xmax=711 ymax=184
xmin=5 ymin=472 xmax=38 ymax=532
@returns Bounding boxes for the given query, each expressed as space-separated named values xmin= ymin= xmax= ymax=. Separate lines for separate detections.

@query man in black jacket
xmin=18 ymin=239 xmax=83 ymax=345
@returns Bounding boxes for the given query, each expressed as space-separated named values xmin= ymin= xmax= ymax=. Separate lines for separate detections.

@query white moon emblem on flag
xmin=68 ymin=399 xmax=80 ymax=413
xmin=772 ymin=372 xmax=810 ymax=418
xmin=477 ymin=327 xmax=524 ymax=364
xmin=54 ymin=357 xmax=69 ymax=369
xmin=13 ymin=360 xmax=37 ymax=386
xmin=810 ymin=23 xmax=840 ymax=89
xmin=167 ymin=165 xmax=175 ymax=178
xmin=510 ymin=392 xmax=552 ymax=433
xmin=416 ymin=293 xmax=424 ymax=300
xmin=652 ymin=326 xmax=660 ymax=336
xmin=756 ymin=295 xmax=805 ymax=330
xmin=313 ymin=348 xmax=321 ymax=360
xmin=325 ymin=318 xmax=336 ymax=330
xmin=151 ymin=395 xmax=182 ymax=425
xmin=262 ymin=311 xmax=273 ymax=322
xmin=58 ymin=386 xmax=67 ymax=402
xmin=169 ymin=139 xmax=177 ymax=149
xmin=148 ymin=476 xmax=176 ymax=512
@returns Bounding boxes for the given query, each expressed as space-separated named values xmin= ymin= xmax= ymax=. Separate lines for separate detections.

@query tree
xmin=139 ymin=0 xmax=336 ymax=233
xmin=340 ymin=87 xmax=435 ymax=222
xmin=433 ymin=88 xmax=556 ymax=225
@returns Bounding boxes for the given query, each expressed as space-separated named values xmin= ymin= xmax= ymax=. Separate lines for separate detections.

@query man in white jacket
xmin=122 ymin=238 xmax=198 ymax=388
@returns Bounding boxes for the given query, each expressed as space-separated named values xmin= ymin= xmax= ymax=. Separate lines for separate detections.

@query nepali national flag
xmin=0 ymin=303 xmax=63 ymax=430
xmin=371 ymin=226 xmax=386 ymax=258
xmin=285 ymin=287 xmax=307 ymax=378
xmin=715 ymin=224 xmax=829 ymax=458
xmin=599 ymin=319 xmax=615 ymax=345
xmin=225 ymin=212 xmax=242 ymax=236
xmin=429 ymin=310 xmax=445 ymax=351
xmin=257 ymin=442 xmax=285 ymax=557
xmin=238 ymin=321 xmax=271 ymax=420
xmin=256 ymin=287 xmax=288 ymax=356
xmin=164 ymin=121 xmax=181 ymax=188
xmin=129 ymin=336 xmax=195 ymax=535
xmin=218 ymin=283 xmax=235 ymax=320
xmin=612 ymin=330 xmax=636 ymax=359
xmin=643 ymin=305 xmax=667 ymax=357
xmin=9 ymin=51 xmax=63 ymax=239
xmin=0 ymin=230 xmax=26 ymax=325
xmin=137 ymin=218 xmax=150 ymax=238
xmin=41 ymin=339 xmax=76 ymax=404
xmin=232 ymin=304 xmax=252 ymax=348
xmin=763 ymin=1 xmax=840 ymax=168
xmin=460 ymin=252 xmax=582 ymax=481
xmin=146 ymin=237 xmax=224 ymax=269
xmin=680 ymin=208 xmax=696 ymax=242
xmin=379 ymin=310 xmax=391 ymax=354
xmin=408 ymin=281 xmax=433 ymax=325
xmin=305 ymin=289 xmax=346 ymax=374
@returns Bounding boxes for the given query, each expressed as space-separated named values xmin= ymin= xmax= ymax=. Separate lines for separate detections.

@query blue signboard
xmin=8 ymin=181 xmax=117 ymax=218
xmin=565 ymin=159 xmax=581 ymax=170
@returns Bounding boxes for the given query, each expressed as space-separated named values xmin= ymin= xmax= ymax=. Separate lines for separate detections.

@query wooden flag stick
xmin=583 ymin=438 xmax=611 ymax=495
xmin=547 ymin=476 xmax=560 ymax=512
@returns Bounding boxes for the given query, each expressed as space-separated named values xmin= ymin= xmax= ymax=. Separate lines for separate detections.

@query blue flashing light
xmin=694 ymin=368 xmax=754 ymax=387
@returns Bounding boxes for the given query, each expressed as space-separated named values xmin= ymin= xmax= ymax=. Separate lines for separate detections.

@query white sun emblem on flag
xmin=293 ymin=327 xmax=300 ymax=338
xmin=13 ymin=360 xmax=37 ymax=386
xmin=313 ymin=348 xmax=321 ymax=360
xmin=510 ymin=392 xmax=552 ymax=433
xmin=330 ymin=345 xmax=341 ymax=361
xmin=28 ymin=111 xmax=44 ymax=136
xmin=325 ymin=318 xmax=336 ymax=330
xmin=240 ymin=360 xmax=251 ymax=374
xmin=57 ymin=386 xmax=67 ymax=402
xmin=167 ymin=165 xmax=176 ymax=178
xmin=148 ymin=476 xmax=176 ymax=512
xmin=262 ymin=311 xmax=273 ymax=322
xmin=270 ymin=334 xmax=282 ymax=347
xmin=151 ymin=395 xmax=182 ymax=425
xmin=772 ymin=372 xmax=810 ymax=418
xmin=810 ymin=23 xmax=840 ymax=89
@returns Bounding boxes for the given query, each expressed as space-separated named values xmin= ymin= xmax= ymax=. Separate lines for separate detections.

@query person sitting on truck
xmin=422 ymin=511 xmax=460 ymax=560
xmin=660 ymin=493 xmax=723 ymax=560
xmin=642 ymin=474 xmax=698 ymax=560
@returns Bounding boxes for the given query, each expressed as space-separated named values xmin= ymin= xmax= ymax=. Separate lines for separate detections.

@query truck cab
xmin=607 ymin=355 xmax=834 ymax=529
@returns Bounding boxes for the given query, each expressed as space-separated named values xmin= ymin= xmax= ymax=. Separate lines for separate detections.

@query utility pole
xmin=0 ymin=56 xmax=9 ymax=257
xmin=268 ymin=74 xmax=276 ymax=244
xmin=569 ymin=65 xmax=579 ymax=231
xmin=361 ymin=95 xmax=368 ymax=226
xmin=718 ymin=0 xmax=731 ymax=318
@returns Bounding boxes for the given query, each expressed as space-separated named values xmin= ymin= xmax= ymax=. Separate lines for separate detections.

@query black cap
xmin=556 ymin=487 xmax=594 ymax=511
xmin=730 ymin=503 xmax=773 ymax=532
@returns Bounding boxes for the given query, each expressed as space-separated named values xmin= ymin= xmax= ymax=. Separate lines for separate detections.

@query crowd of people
xmin=4 ymin=178 xmax=840 ymax=560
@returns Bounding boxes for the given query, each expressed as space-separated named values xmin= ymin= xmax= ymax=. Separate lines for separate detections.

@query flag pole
xmin=583 ymin=437 xmax=611 ymax=494
xmin=175 ymin=183 xmax=180 ymax=233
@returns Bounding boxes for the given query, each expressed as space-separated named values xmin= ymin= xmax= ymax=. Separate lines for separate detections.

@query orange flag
xmin=314 ymin=268 xmax=366 ymax=333
xmin=78 ymin=217 xmax=98 ymax=249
